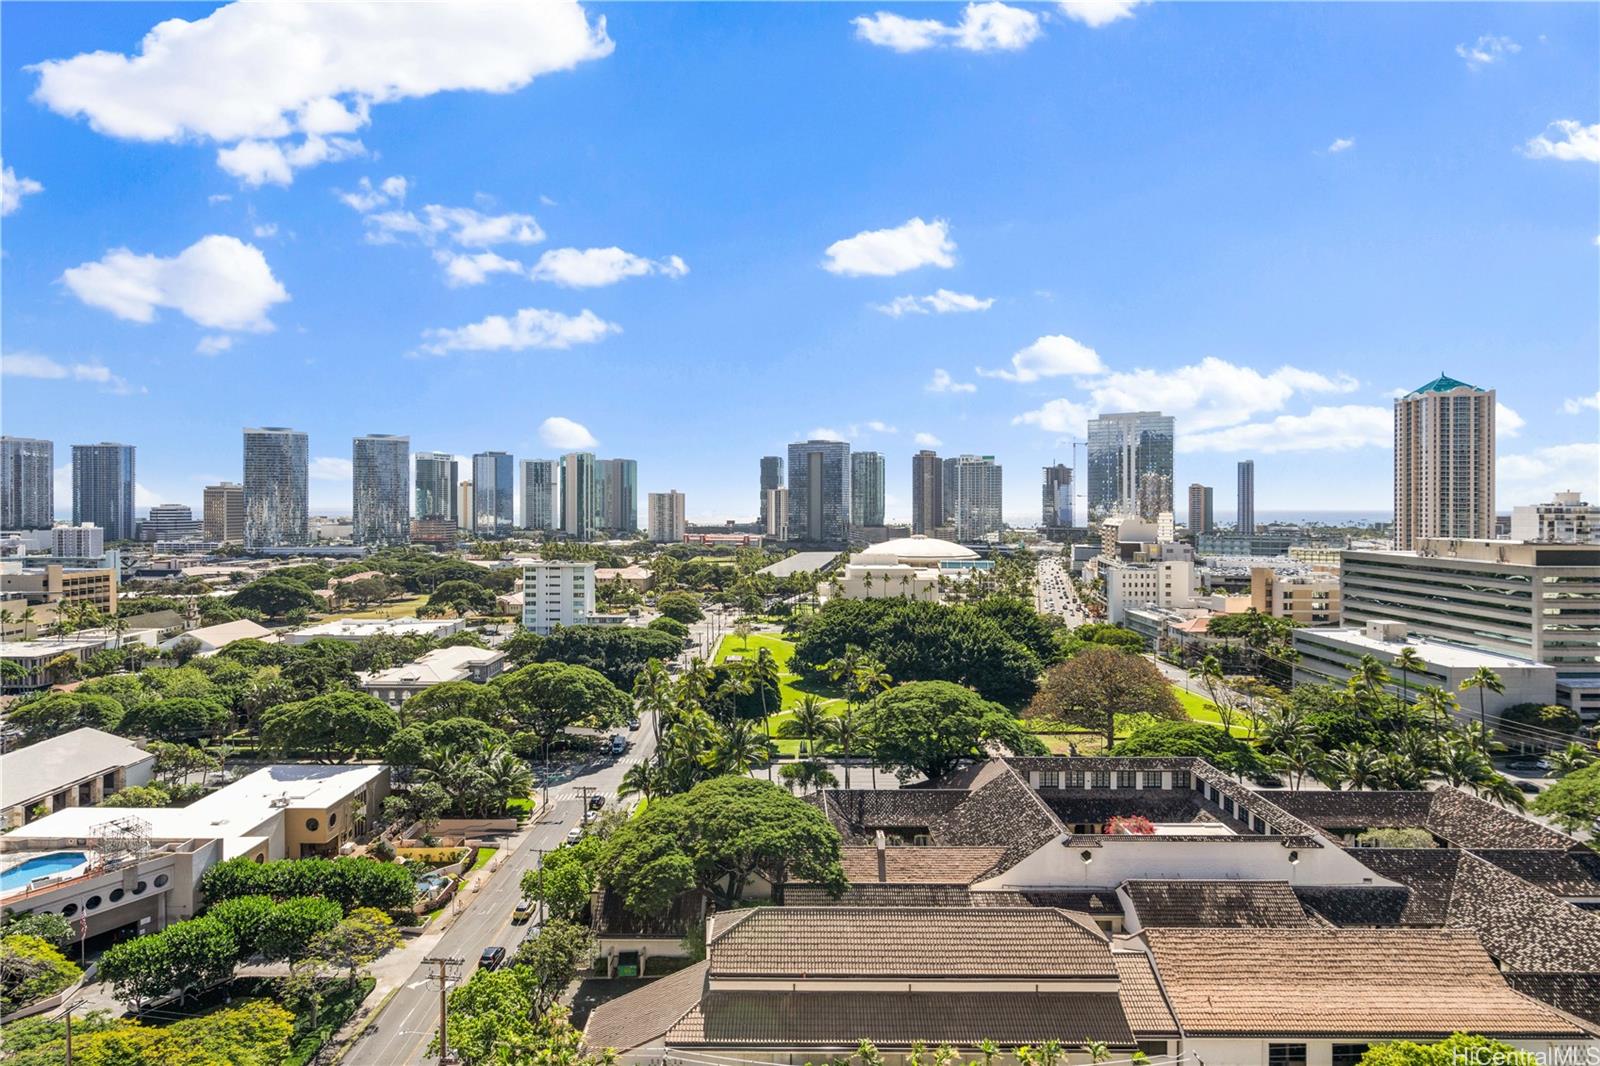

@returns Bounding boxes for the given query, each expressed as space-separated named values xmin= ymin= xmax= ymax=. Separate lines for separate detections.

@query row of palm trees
xmin=618 ymin=647 xmax=896 ymax=802
xmin=413 ymin=739 xmax=535 ymax=818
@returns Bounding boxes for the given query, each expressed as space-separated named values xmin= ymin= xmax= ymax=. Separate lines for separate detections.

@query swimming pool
xmin=0 ymin=852 xmax=89 ymax=893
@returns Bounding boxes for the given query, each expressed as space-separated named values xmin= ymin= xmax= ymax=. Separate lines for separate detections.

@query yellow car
xmin=512 ymin=898 xmax=535 ymax=924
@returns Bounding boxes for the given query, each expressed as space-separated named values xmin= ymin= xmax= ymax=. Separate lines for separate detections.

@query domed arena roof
xmin=853 ymin=535 xmax=979 ymax=565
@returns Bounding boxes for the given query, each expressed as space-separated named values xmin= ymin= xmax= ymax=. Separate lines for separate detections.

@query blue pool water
xmin=0 ymin=852 xmax=88 ymax=892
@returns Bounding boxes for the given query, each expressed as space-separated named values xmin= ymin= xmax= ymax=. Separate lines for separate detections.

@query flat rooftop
xmin=360 ymin=645 xmax=503 ymax=686
xmin=3 ymin=763 xmax=386 ymax=843
xmin=1295 ymin=628 xmax=1550 ymax=671
xmin=290 ymin=618 xmax=462 ymax=639
xmin=759 ymin=551 xmax=840 ymax=578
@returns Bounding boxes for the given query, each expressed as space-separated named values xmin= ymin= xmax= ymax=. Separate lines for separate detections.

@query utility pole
xmin=60 ymin=999 xmax=83 ymax=1066
xmin=577 ymin=785 xmax=594 ymax=814
xmin=422 ymin=956 xmax=463 ymax=1066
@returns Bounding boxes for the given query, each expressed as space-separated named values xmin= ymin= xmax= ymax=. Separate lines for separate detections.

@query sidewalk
xmin=326 ymin=814 xmax=543 ymax=1056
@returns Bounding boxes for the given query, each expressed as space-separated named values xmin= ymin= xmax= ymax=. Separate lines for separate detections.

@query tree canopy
xmin=600 ymin=776 xmax=845 ymax=915
xmin=260 ymin=690 xmax=398 ymax=762
xmin=531 ymin=625 xmax=683 ymax=689
xmin=1027 ymin=647 xmax=1183 ymax=749
xmin=198 ymin=856 xmax=415 ymax=912
xmin=1531 ymin=762 xmax=1600 ymax=834
xmin=860 ymin=680 xmax=1042 ymax=782
xmin=227 ymin=576 xmax=321 ymax=619
xmin=494 ymin=661 xmax=631 ymax=752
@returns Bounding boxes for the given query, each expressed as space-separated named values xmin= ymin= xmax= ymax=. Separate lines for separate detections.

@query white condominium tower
xmin=648 ymin=490 xmax=686 ymax=543
xmin=851 ymin=451 xmax=886 ymax=528
xmin=523 ymin=559 xmax=595 ymax=635
xmin=948 ymin=455 xmax=1003 ymax=541
xmin=1393 ymin=374 xmax=1495 ymax=551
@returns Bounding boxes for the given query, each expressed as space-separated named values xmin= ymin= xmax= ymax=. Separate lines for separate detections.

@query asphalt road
xmin=345 ymin=717 xmax=659 ymax=1066
xmin=1036 ymin=555 xmax=1086 ymax=624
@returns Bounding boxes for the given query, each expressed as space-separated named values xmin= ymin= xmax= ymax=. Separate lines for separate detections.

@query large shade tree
xmin=1027 ymin=646 xmax=1183 ymax=750
xmin=860 ymin=680 xmax=1041 ymax=783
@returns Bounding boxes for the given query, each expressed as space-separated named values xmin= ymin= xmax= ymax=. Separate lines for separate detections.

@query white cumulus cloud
xmin=539 ymin=417 xmax=597 ymax=449
xmin=1523 ymin=120 xmax=1600 ymax=164
xmin=875 ymin=289 xmax=993 ymax=317
xmin=61 ymin=234 xmax=289 ymax=331
xmin=310 ymin=456 xmax=353 ymax=481
xmin=1561 ymin=390 xmax=1600 ymax=415
xmin=339 ymin=175 xmax=408 ymax=212
xmin=2 ymin=351 xmax=143 ymax=395
xmin=195 ymin=335 xmax=234 ymax=356
xmin=1498 ymin=442 xmax=1600 ymax=504
xmin=980 ymin=335 xmax=1105 ymax=382
xmin=1013 ymin=398 xmax=1096 ymax=435
xmin=529 ymin=247 xmax=688 ymax=288
xmin=807 ymin=427 xmax=850 ymax=443
xmin=30 ymin=1 xmax=613 ymax=185
xmin=1456 ymin=34 xmax=1519 ymax=69
xmin=927 ymin=368 xmax=977 ymax=394
xmin=1085 ymin=357 xmax=1360 ymax=432
xmin=853 ymin=2 xmax=1042 ymax=53
xmin=1179 ymin=405 xmax=1392 ymax=454
xmin=418 ymin=307 xmax=619 ymax=356
xmin=1496 ymin=402 xmax=1525 ymax=439
xmin=1057 ymin=0 xmax=1146 ymax=28
xmin=1328 ymin=137 xmax=1355 ymax=153
xmin=823 ymin=217 xmax=955 ymax=277
xmin=914 ymin=432 xmax=943 ymax=447
xmin=434 ymin=251 xmax=527 ymax=288
xmin=2 ymin=159 xmax=44 ymax=215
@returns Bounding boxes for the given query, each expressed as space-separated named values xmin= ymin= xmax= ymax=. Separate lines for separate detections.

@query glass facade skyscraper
xmin=243 ymin=427 xmax=308 ymax=547
xmin=353 ymin=434 xmax=411 ymax=546
xmin=786 ymin=439 xmax=850 ymax=543
xmin=1086 ymin=411 xmax=1175 ymax=521
xmin=1236 ymin=459 xmax=1256 ymax=534
xmin=602 ymin=458 xmax=638 ymax=534
xmin=760 ymin=455 xmax=784 ymax=525
xmin=1 ymin=436 xmax=54 ymax=529
xmin=71 ymin=442 xmax=136 ymax=542
xmin=414 ymin=452 xmax=458 ymax=523
xmin=472 ymin=451 xmax=515 ymax=535
xmin=850 ymin=451 xmax=885 ymax=527
xmin=1042 ymin=463 xmax=1073 ymax=528
xmin=561 ymin=452 xmax=596 ymax=539
xmin=522 ymin=459 xmax=558 ymax=532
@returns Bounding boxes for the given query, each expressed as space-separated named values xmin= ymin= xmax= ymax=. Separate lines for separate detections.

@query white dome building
xmin=832 ymin=535 xmax=993 ymax=602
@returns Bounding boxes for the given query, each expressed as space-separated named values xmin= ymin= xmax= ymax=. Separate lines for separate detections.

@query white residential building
xmin=283 ymin=617 xmax=465 ymax=644
xmin=647 ymin=491 xmax=686 ymax=544
xmin=1292 ymin=619 xmax=1556 ymax=718
xmin=358 ymin=645 xmax=508 ymax=706
xmin=763 ymin=487 xmax=789 ymax=541
xmin=523 ymin=559 xmax=596 ymax=635
xmin=1102 ymin=548 xmax=1198 ymax=624
xmin=1510 ymin=491 xmax=1599 ymax=544
xmin=50 ymin=523 xmax=104 ymax=557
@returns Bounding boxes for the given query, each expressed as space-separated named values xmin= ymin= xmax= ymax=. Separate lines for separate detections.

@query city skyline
xmin=1 ymin=2 xmax=1595 ymax=522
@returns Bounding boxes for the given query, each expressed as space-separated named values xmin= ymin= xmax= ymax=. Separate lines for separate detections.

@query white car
xmin=566 ymin=827 xmax=583 ymax=845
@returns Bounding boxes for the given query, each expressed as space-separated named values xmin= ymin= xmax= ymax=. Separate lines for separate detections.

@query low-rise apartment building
xmin=358 ymin=645 xmax=508 ymax=706
xmin=1 ymin=728 xmax=155 ymax=828
xmin=1250 ymin=566 xmax=1340 ymax=625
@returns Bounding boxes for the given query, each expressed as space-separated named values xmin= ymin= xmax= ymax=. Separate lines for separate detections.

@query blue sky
xmin=2 ymin=1 xmax=1596 ymax=524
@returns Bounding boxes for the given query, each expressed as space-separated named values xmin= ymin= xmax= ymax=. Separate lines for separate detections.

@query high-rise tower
xmin=1393 ymin=375 xmax=1495 ymax=550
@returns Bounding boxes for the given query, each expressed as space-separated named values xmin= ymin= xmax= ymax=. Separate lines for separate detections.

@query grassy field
xmin=470 ymin=846 xmax=498 ymax=873
xmin=316 ymin=593 xmax=428 ymax=622
xmin=713 ymin=633 xmax=847 ymax=757
xmin=1170 ymin=685 xmax=1253 ymax=737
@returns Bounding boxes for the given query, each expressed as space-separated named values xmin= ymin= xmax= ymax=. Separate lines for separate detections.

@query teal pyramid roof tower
xmin=1407 ymin=373 xmax=1484 ymax=396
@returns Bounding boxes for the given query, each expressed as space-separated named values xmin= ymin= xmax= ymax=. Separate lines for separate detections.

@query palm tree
xmin=618 ymin=761 xmax=661 ymax=803
xmin=482 ymin=745 xmax=533 ymax=816
xmin=1275 ymin=738 xmax=1324 ymax=792
xmin=781 ymin=695 xmax=832 ymax=757
xmin=1436 ymin=737 xmax=1493 ymax=788
xmin=1371 ymin=751 xmax=1426 ymax=791
xmin=1323 ymin=743 xmax=1377 ymax=790
xmin=861 ymin=572 xmax=876 ymax=599
xmin=851 ymin=658 xmax=893 ymax=704
xmin=1548 ymin=742 xmax=1598 ymax=776
xmin=1473 ymin=770 xmax=1528 ymax=811
xmin=749 ymin=648 xmax=782 ymax=780
xmin=1346 ymin=654 xmax=1391 ymax=719
xmin=818 ymin=704 xmax=864 ymax=789
xmin=633 ymin=659 xmax=673 ymax=744
xmin=1460 ymin=666 xmax=1504 ymax=732
xmin=707 ymin=719 xmax=777 ymax=776
xmin=1414 ymin=685 xmax=1457 ymax=733
xmin=779 ymin=759 xmax=838 ymax=795
xmin=1392 ymin=647 xmax=1425 ymax=706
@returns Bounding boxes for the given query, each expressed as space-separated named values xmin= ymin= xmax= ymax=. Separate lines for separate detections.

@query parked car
xmin=610 ymin=734 xmax=628 ymax=755
xmin=1516 ymin=781 xmax=1542 ymax=795
xmin=512 ymin=898 xmax=535 ymax=924
xmin=583 ymin=809 xmax=598 ymax=825
xmin=627 ymin=717 xmax=641 ymax=731
xmin=566 ymin=826 xmax=583 ymax=845
xmin=1505 ymin=758 xmax=1551 ymax=773
xmin=588 ymin=793 xmax=606 ymax=811
xmin=479 ymin=946 xmax=507 ymax=971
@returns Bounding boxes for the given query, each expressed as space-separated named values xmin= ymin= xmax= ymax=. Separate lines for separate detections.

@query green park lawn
xmin=316 ymin=593 xmax=429 ymax=622
xmin=713 ymin=633 xmax=847 ymax=756
xmin=1170 ymin=685 xmax=1253 ymax=737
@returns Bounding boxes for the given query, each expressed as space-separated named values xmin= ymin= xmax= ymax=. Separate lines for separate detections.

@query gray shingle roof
xmin=1472 ymin=849 xmax=1600 ymax=899
xmin=666 ymin=991 xmax=1138 ymax=1048
xmin=837 ymin=845 xmax=1005 ymax=885
xmin=1122 ymin=880 xmax=1314 ymax=928
xmin=582 ymin=961 xmax=707 ymax=1052
xmin=1268 ymin=787 xmax=1575 ymax=849
xmin=707 ymin=906 xmax=1116 ymax=980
